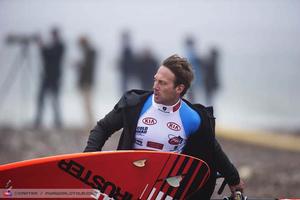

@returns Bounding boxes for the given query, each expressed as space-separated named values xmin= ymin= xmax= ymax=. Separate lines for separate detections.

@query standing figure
xmin=203 ymin=48 xmax=220 ymax=105
xmin=184 ymin=36 xmax=203 ymax=103
xmin=34 ymin=27 xmax=65 ymax=128
xmin=76 ymin=36 xmax=97 ymax=128
xmin=137 ymin=47 xmax=158 ymax=90
xmin=118 ymin=31 xmax=136 ymax=93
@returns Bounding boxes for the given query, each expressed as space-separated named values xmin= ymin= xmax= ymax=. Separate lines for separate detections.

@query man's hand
xmin=229 ymin=179 xmax=245 ymax=198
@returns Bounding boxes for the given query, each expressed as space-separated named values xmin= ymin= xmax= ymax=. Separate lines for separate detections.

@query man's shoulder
xmin=179 ymin=101 xmax=202 ymax=135
xmin=183 ymin=99 xmax=214 ymax=116
xmin=182 ymin=99 xmax=203 ymax=113
xmin=117 ymin=89 xmax=152 ymax=108
xmin=180 ymin=101 xmax=200 ymax=119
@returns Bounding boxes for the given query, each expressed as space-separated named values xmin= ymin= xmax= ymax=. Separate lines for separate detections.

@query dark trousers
xmin=35 ymin=79 xmax=62 ymax=128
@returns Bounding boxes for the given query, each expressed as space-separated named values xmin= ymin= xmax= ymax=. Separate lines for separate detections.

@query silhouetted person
xmin=184 ymin=36 xmax=203 ymax=103
xmin=76 ymin=36 xmax=97 ymax=128
xmin=34 ymin=28 xmax=65 ymax=128
xmin=118 ymin=31 xmax=136 ymax=93
xmin=137 ymin=47 xmax=158 ymax=90
xmin=203 ymin=47 xmax=220 ymax=105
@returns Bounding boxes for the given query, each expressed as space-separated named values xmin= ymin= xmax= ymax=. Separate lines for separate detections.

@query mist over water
xmin=0 ymin=0 xmax=299 ymax=131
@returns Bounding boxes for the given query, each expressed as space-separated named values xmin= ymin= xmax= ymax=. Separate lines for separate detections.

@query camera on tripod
xmin=6 ymin=33 xmax=39 ymax=46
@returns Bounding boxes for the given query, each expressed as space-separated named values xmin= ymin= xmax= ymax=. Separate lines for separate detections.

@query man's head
xmin=79 ymin=36 xmax=89 ymax=49
xmin=51 ymin=27 xmax=61 ymax=42
xmin=153 ymin=54 xmax=194 ymax=105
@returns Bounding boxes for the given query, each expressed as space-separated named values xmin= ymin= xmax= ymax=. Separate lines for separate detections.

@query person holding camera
xmin=34 ymin=27 xmax=65 ymax=128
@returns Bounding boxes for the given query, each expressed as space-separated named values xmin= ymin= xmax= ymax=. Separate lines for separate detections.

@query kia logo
xmin=167 ymin=122 xmax=181 ymax=131
xmin=142 ymin=117 xmax=157 ymax=125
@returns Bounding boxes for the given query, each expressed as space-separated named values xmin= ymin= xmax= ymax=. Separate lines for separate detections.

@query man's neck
xmin=152 ymin=96 xmax=181 ymax=113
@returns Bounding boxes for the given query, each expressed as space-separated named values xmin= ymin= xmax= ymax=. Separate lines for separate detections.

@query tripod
xmin=0 ymin=42 xmax=33 ymax=126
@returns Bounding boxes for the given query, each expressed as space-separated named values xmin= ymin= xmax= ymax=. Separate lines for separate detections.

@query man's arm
xmin=215 ymin=139 xmax=245 ymax=192
xmin=84 ymin=106 xmax=123 ymax=152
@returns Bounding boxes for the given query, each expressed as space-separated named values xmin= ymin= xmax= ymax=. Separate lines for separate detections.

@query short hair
xmin=162 ymin=54 xmax=194 ymax=97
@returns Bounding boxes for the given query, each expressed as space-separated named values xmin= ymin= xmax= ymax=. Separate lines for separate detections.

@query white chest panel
xmin=134 ymin=98 xmax=187 ymax=153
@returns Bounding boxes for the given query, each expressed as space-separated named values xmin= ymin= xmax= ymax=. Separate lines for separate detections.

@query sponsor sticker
xmin=136 ymin=126 xmax=148 ymax=134
xmin=142 ymin=117 xmax=157 ymax=125
xmin=168 ymin=135 xmax=184 ymax=145
xmin=135 ymin=139 xmax=143 ymax=146
xmin=57 ymin=159 xmax=133 ymax=199
xmin=158 ymin=107 xmax=170 ymax=113
xmin=147 ymin=141 xmax=164 ymax=150
xmin=167 ymin=122 xmax=181 ymax=131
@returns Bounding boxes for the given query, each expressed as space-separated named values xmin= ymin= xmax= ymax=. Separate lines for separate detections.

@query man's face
xmin=153 ymin=66 xmax=183 ymax=105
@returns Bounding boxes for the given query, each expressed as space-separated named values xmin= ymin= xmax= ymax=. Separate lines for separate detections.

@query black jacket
xmin=84 ymin=90 xmax=240 ymax=199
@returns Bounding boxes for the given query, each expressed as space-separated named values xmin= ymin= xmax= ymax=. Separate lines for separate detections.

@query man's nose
xmin=153 ymin=81 xmax=158 ymax=90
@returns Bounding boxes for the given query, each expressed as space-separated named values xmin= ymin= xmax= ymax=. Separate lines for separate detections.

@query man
xmin=84 ymin=55 xmax=244 ymax=199
xmin=136 ymin=47 xmax=158 ymax=90
xmin=118 ymin=30 xmax=137 ymax=93
xmin=184 ymin=36 xmax=203 ymax=103
xmin=75 ymin=36 xmax=97 ymax=128
xmin=202 ymin=47 xmax=220 ymax=106
xmin=34 ymin=27 xmax=65 ymax=128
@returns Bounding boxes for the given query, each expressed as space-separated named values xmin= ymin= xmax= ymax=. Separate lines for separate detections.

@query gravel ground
xmin=0 ymin=127 xmax=299 ymax=199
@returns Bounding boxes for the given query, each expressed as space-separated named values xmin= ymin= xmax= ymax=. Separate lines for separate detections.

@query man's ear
xmin=176 ymin=84 xmax=185 ymax=95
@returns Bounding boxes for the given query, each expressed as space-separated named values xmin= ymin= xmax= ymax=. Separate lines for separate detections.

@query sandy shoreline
xmin=1 ymin=127 xmax=299 ymax=198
